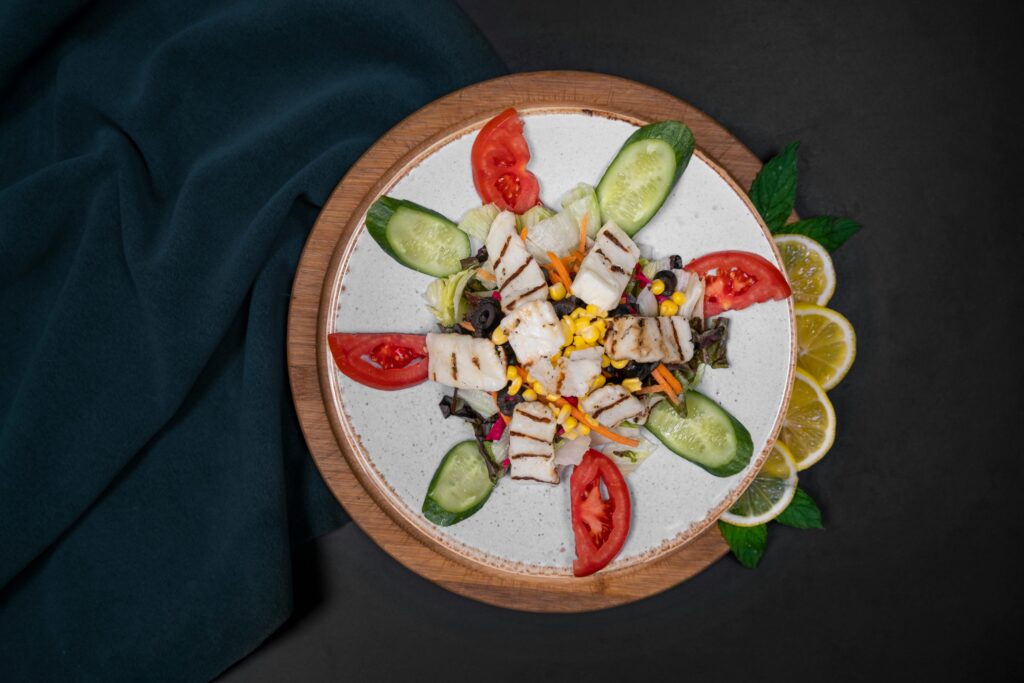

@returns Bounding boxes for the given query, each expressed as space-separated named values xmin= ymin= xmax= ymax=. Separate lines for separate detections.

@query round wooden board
xmin=288 ymin=71 xmax=774 ymax=612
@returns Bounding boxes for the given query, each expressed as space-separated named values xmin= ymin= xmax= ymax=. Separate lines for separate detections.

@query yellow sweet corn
xmin=532 ymin=381 xmax=547 ymax=396
xmin=491 ymin=326 xmax=508 ymax=345
xmin=549 ymin=282 xmax=567 ymax=301
xmin=601 ymin=354 xmax=611 ymax=368
xmin=506 ymin=366 xmax=519 ymax=381
xmin=522 ymin=388 xmax=538 ymax=402
xmin=622 ymin=378 xmax=643 ymax=392
xmin=671 ymin=291 xmax=686 ymax=306
xmin=590 ymin=374 xmax=607 ymax=390
xmin=546 ymin=394 xmax=561 ymax=403
xmin=556 ymin=403 xmax=572 ymax=424
xmin=508 ymin=376 xmax=523 ymax=394
xmin=650 ymin=279 xmax=666 ymax=295
xmin=659 ymin=299 xmax=679 ymax=316
xmin=563 ymin=416 xmax=579 ymax=431
xmin=577 ymin=423 xmax=591 ymax=436
xmin=610 ymin=358 xmax=629 ymax=369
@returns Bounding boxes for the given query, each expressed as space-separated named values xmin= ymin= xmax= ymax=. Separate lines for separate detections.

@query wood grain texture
xmin=288 ymin=72 xmax=777 ymax=612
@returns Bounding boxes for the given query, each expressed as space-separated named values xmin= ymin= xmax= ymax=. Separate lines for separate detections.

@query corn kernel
xmin=563 ymin=346 xmax=574 ymax=357
xmin=562 ymin=428 xmax=578 ymax=440
xmin=622 ymin=378 xmax=643 ymax=392
xmin=571 ymin=307 xmax=587 ymax=318
xmin=546 ymin=394 xmax=561 ymax=403
xmin=561 ymin=319 xmax=574 ymax=345
xmin=556 ymin=403 xmax=572 ymax=424
xmin=522 ymin=388 xmax=538 ymax=402
xmin=550 ymin=351 xmax=562 ymax=363
xmin=580 ymin=325 xmax=601 ymax=344
xmin=650 ymin=279 xmax=666 ymax=296
xmin=601 ymin=354 xmax=611 ymax=368
xmin=563 ymin=416 xmax=579 ymax=431
xmin=577 ymin=423 xmax=591 ymax=436
xmin=532 ymin=381 xmax=547 ymax=395
xmin=585 ymin=303 xmax=602 ymax=316
xmin=610 ymin=357 xmax=630 ymax=369
xmin=549 ymin=282 xmax=567 ymax=301
xmin=659 ymin=299 xmax=680 ymax=316
xmin=591 ymin=375 xmax=607 ymax=390
xmin=572 ymin=334 xmax=586 ymax=348
xmin=491 ymin=326 xmax=508 ymax=345
xmin=508 ymin=376 xmax=523 ymax=394
xmin=671 ymin=291 xmax=686 ymax=306
xmin=506 ymin=366 xmax=519 ymax=381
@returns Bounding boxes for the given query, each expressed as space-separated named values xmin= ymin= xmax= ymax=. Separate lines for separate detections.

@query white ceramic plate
xmin=327 ymin=112 xmax=794 ymax=575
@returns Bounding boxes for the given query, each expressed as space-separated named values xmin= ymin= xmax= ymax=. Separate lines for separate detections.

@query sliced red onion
xmin=637 ymin=287 xmax=659 ymax=316
xmin=485 ymin=417 xmax=506 ymax=441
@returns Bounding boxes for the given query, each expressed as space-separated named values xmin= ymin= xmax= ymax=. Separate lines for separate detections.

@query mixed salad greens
xmin=328 ymin=109 xmax=793 ymax=576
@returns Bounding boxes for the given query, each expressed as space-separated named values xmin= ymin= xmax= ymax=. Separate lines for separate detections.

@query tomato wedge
xmin=685 ymin=251 xmax=792 ymax=317
xmin=327 ymin=333 xmax=428 ymax=391
xmin=471 ymin=108 xmax=540 ymax=214
xmin=570 ymin=449 xmax=631 ymax=577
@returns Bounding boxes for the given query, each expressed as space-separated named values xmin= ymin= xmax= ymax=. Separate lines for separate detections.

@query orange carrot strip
xmin=549 ymin=398 xmax=640 ymax=447
xmin=499 ymin=412 xmax=511 ymax=425
xmin=635 ymin=385 xmax=667 ymax=394
xmin=546 ymin=251 xmax=573 ymax=291
xmin=657 ymin=363 xmax=684 ymax=395
xmin=459 ymin=320 xmax=475 ymax=332
xmin=578 ymin=213 xmax=589 ymax=254
xmin=520 ymin=226 xmax=529 ymax=241
xmin=650 ymin=367 xmax=680 ymax=405
xmin=476 ymin=268 xmax=496 ymax=282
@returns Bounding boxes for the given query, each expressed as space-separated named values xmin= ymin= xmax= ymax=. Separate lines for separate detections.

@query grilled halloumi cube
xmin=426 ymin=333 xmax=507 ymax=391
xmin=524 ymin=347 xmax=603 ymax=398
xmin=580 ymin=384 xmax=645 ymax=428
xmin=486 ymin=211 xmax=549 ymax=312
xmin=570 ymin=222 xmax=640 ymax=311
xmin=500 ymin=300 xmax=564 ymax=365
xmin=603 ymin=316 xmax=694 ymax=364
xmin=508 ymin=401 xmax=558 ymax=484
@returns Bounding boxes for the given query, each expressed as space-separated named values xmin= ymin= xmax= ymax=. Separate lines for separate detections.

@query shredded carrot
xmin=546 ymin=251 xmax=574 ymax=291
xmin=548 ymin=397 xmax=640 ymax=447
xmin=459 ymin=320 xmax=475 ymax=332
xmin=656 ymin=363 xmax=684 ymax=395
xmin=476 ymin=268 xmax=496 ymax=282
xmin=499 ymin=412 xmax=511 ymax=425
xmin=578 ymin=213 xmax=589 ymax=254
xmin=650 ymin=366 xmax=680 ymax=404
xmin=520 ymin=226 xmax=529 ymax=241
xmin=635 ymin=385 xmax=666 ymax=394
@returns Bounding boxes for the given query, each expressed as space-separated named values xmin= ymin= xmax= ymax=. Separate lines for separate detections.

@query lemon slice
xmin=795 ymin=303 xmax=856 ymax=390
xmin=720 ymin=441 xmax=798 ymax=527
xmin=775 ymin=234 xmax=836 ymax=306
xmin=781 ymin=368 xmax=836 ymax=471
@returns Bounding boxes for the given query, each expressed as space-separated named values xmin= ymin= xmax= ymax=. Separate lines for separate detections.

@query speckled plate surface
xmin=323 ymin=110 xmax=795 ymax=576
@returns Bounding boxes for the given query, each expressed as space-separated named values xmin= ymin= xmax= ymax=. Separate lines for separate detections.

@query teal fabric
xmin=0 ymin=0 xmax=503 ymax=679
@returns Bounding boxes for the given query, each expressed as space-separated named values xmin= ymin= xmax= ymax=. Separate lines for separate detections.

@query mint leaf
xmin=776 ymin=487 xmax=823 ymax=529
xmin=718 ymin=521 xmax=767 ymax=568
xmin=777 ymin=216 xmax=861 ymax=251
xmin=750 ymin=142 xmax=800 ymax=232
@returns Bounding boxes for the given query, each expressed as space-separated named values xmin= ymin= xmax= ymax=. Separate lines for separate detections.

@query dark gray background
xmin=223 ymin=1 xmax=1021 ymax=680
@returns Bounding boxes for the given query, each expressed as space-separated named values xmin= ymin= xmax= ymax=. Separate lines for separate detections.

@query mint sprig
xmin=718 ymin=521 xmax=767 ymax=569
xmin=749 ymin=141 xmax=799 ymax=232
xmin=776 ymin=216 xmax=861 ymax=252
xmin=750 ymin=141 xmax=860 ymax=251
xmin=776 ymin=487 xmax=824 ymax=529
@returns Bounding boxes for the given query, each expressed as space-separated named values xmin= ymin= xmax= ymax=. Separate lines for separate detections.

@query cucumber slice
xmin=422 ymin=440 xmax=495 ymax=526
xmin=366 ymin=196 xmax=470 ymax=277
xmin=596 ymin=121 xmax=695 ymax=235
xmin=644 ymin=390 xmax=753 ymax=477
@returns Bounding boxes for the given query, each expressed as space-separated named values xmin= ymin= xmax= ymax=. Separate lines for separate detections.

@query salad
xmin=329 ymin=109 xmax=792 ymax=576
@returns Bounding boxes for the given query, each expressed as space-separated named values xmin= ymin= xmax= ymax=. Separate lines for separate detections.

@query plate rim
xmin=289 ymin=70 xmax=796 ymax=610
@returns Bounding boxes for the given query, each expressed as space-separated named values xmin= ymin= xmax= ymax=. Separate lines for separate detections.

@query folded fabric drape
xmin=0 ymin=0 xmax=503 ymax=678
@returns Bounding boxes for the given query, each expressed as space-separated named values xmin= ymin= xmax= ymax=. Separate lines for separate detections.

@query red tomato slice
xmin=685 ymin=251 xmax=792 ymax=317
xmin=570 ymin=449 xmax=631 ymax=577
xmin=471 ymin=108 xmax=540 ymax=214
xmin=327 ymin=333 xmax=428 ymax=391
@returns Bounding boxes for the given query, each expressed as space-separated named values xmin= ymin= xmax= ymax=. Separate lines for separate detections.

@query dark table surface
xmin=222 ymin=1 xmax=1020 ymax=680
